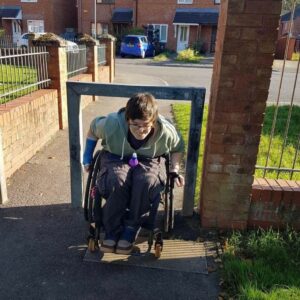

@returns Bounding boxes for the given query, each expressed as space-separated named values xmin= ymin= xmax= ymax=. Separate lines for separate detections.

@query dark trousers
xmin=96 ymin=151 xmax=166 ymax=235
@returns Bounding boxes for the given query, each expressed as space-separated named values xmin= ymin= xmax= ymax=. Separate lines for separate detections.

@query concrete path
xmin=0 ymin=69 xmax=220 ymax=300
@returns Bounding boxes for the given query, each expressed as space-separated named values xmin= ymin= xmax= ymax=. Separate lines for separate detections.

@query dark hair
xmin=125 ymin=93 xmax=158 ymax=122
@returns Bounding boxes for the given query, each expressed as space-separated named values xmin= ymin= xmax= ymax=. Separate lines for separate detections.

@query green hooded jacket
xmin=90 ymin=110 xmax=184 ymax=158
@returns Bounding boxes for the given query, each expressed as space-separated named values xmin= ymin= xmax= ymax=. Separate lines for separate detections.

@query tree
xmin=282 ymin=0 xmax=300 ymax=11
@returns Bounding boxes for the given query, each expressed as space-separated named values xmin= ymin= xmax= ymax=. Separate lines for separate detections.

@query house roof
xmin=0 ymin=5 xmax=22 ymax=19
xmin=112 ymin=8 xmax=133 ymax=24
xmin=281 ymin=5 xmax=300 ymax=22
xmin=173 ymin=8 xmax=219 ymax=25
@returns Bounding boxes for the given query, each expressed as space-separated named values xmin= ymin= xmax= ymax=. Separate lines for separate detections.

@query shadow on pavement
xmin=0 ymin=204 xmax=219 ymax=299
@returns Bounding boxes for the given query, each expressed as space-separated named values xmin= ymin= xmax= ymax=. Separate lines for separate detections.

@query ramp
xmin=84 ymin=238 xmax=208 ymax=274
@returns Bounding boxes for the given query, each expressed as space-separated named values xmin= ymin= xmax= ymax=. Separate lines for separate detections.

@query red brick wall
xmin=250 ymin=179 xmax=300 ymax=230
xmin=0 ymin=90 xmax=59 ymax=178
xmin=1 ymin=0 xmax=76 ymax=34
xmin=98 ymin=66 xmax=110 ymax=83
xmin=275 ymin=36 xmax=296 ymax=59
xmin=78 ymin=0 xmax=220 ymax=51
xmin=200 ymin=0 xmax=282 ymax=229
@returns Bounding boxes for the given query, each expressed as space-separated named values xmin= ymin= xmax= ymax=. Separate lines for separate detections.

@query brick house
xmin=276 ymin=5 xmax=300 ymax=59
xmin=0 ymin=0 xmax=77 ymax=45
xmin=78 ymin=0 xmax=220 ymax=53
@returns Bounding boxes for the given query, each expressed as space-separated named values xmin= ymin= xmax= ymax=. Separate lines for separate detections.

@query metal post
xmin=67 ymin=85 xmax=84 ymax=207
xmin=182 ymin=90 xmax=205 ymax=216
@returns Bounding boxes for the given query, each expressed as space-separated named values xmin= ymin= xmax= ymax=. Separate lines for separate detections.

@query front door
xmin=12 ymin=20 xmax=21 ymax=46
xmin=177 ymin=25 xmax=189 ymax=52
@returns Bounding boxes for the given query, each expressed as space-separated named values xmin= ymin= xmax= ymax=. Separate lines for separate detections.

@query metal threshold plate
xmin=83 ymin=239 xmax=208 ymax=274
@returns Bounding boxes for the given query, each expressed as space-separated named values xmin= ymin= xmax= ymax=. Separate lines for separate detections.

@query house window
xmin=21 ymin=0 xmax=38 ymax=2
xmin=153 ymin=24 xmax=168 ymax=42
xmin=214 ymin=0 xmax=221 ymax=4
xmin=177 ymin=0 xmax=193 ymax=4
xmin=27 ymin=20 xmax=44 ymax=33
xmin=91 ymin=23 xmax=109 ymax=36
xmin=96 ymin=0 xmax=115 ymax=3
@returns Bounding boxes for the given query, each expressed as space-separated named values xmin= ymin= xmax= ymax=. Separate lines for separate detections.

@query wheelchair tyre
xmin=84 ymin=150 xmax=102 ymax=222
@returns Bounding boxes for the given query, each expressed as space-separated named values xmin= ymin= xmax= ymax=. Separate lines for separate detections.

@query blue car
xmin=120 ymin=35 xmax=155 ymax=58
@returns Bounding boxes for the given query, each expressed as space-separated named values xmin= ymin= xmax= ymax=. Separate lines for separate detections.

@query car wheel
xmin=140 ymin=51 xmax=145 ymax=59
xmin=21 ymin=45 xmax=27 ymax=50
xmin=120 ymin=53 xmax=125 ymax=58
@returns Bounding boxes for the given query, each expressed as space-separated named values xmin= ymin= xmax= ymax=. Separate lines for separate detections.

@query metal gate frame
xmin=66 ymin=81 xmax=205 ymax=216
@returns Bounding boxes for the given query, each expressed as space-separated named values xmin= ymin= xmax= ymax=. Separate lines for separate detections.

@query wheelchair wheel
xmin=84 ymin=150 xmax=102 ymax=222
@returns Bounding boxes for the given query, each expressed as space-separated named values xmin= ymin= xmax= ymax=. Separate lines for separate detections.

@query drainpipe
xmin=135 ymin=0 xmax=138 ymax=27
xmin=94 ymin=0 xmax=97 ymax=38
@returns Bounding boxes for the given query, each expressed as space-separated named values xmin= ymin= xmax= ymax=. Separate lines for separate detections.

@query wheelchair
xmin=84 ymin=150 xmax=177 ymax=258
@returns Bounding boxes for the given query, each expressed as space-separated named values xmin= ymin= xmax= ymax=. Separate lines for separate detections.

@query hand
xmin=175 ymin=174 xmax=185 ymax=187
xmin=169 ymin=171 xmax=185 ymax=188
xmin=83 ymin=164 xmax=91 ymax=172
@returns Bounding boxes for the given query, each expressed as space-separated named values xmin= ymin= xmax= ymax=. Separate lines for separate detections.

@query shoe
xmin=100 ymin=232 xmax=118 ymax=253
xmin=115 ymin=226 xmax=139 ymax=255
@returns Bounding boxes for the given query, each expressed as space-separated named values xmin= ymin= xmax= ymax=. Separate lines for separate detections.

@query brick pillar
xmin=99 ymin=36 xmax=116 ymax=83
xmin=200 ymin=0 xmax=282 ymax=229
xmin=46 ymin=46 xmax=68 ymax=129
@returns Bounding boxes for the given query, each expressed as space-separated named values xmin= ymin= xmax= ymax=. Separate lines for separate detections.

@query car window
xmin=23 ymin=34 xmax=29 ymax=40
xmin=141 ymin=37 xmax=147 ymax=43
xmin=124 ymin=37 xmax=139 ymax=44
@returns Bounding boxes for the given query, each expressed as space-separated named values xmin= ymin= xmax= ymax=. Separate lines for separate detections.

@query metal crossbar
xmin=66 ymin=81 xmax=205 ymax=216
xmin=256 ymin=1 xmax=300 ymax=180
xmin=97 ymin=44 xmax=106 ymax=66
xmin=66 ymin=45 xmax=87 ymax=78
xmin=0 ymin=47 xmax=50 ymax=104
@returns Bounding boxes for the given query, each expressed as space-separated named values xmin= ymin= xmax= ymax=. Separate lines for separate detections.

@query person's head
xmin=125 ymin=93 xmax=158 ymax=140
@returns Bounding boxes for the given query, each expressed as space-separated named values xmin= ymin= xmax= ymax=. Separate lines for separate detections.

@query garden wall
xmin=0 ymin=90 xmax=59 ymax=179
xmin=249 ymin=178 xmax=300 ymax=230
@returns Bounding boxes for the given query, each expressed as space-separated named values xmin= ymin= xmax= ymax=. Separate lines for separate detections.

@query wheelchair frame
xmin=84 ymin=150 xmax=177 ymax=258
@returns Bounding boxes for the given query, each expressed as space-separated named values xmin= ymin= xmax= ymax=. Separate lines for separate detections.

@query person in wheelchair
xmin=83 ymin=92 xmax=185 ymax=254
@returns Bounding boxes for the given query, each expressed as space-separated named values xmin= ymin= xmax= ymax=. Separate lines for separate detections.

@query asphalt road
xmin=115 ymin=57 xmax=300 ymax=106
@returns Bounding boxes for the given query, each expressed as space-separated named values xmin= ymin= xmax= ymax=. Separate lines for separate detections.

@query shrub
xmin=175 ymin=48 xmax=203 ymax=63
xmin=291 ymin=52 xmax=300 ymax=61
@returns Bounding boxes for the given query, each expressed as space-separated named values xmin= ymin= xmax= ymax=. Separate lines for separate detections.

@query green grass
xmin=222 ymin=228 xmax=300 ymax=299
xmin=255 ymin=105 xmax=300 ymax=180
xmin=172 ymin=104 xmax=300 ymax=203
xmin=172 ymin=104 xmax=208 ymax=201
xmin=0 ymin=64 xmax=38 ymax=104
xmin=175 ymin=48 xmax=204 ymax=63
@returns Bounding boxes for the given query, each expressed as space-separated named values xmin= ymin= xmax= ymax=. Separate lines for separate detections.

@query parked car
xmin=16 ymin=32 xmax=44 ymax=48
xmin=120 ymin=35 xmax=155 ymax=58
xmin=16 ymin=32 xmax=79 ymax=53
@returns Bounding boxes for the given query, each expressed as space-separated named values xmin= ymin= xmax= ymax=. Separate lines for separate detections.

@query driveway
xmin=115 ymin=57 xmax=300 ymax=106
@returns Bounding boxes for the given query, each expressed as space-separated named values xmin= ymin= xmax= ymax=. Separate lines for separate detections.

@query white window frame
xmin=21 ymin=0 xmax=38 ymax=2
xmin=214 ymin=0 xmax=221 ymax=4
xmin=152 ymin=24 xmax=168 ymax=43
xmin=27 ymin=20 xmax=44 ymax=33
xmin=177 ymin=0 xmax=193 ymax=4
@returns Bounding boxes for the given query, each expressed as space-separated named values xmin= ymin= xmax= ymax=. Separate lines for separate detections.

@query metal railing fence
xmin=0 ymin=35 xmax=15 ymax=48
xmin=97 ymin=44 xmax=106 ymax=66
xmin=255 ymin=1 xmax=300 ymax=180
xmin=0 ymin=47 xmax=50 ymax=104
xmin=66 ymin=45 xmax=87 ymax=78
